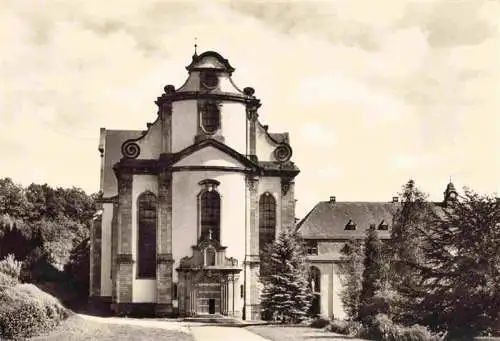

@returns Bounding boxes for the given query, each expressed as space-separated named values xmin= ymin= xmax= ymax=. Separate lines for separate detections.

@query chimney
xmin=329 ymin=196 xmax=336 ymax=204
xmin=392 ymin=196 xmax=399 ymax=203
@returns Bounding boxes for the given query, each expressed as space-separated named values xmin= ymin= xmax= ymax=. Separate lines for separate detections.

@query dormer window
xmin=378 ymin=220 xmax=389 ymax=230
xmin=306 ymin=240 xmax=318 ymax=255
xmin=200 ymin=101 xmax=220 ymax=134
xmin=345 ymin=219 xmax=356 ymax=230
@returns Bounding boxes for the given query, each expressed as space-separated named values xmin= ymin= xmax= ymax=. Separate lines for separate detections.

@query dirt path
xmin=76 ymin=314 xmax=191 ymax=334
xmin=190 ymin=326 xmax=270 ymax=341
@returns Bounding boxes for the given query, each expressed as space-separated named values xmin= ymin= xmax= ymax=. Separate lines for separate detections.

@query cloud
xmin=0 ymin=0 xmax=499 ymax=216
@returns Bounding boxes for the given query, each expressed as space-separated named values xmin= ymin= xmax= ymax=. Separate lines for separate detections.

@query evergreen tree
xmin=358 ymin=226 xmax=385 ymax=322
xmin=414 ymin=190 xmax=500 ymax=337
xmin=260 ymin=229 xmax=313 ymax=323
xmin=338 ymin=239 xmax=363 ymax=320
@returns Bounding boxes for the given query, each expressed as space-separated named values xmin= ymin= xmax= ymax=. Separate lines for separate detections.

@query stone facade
xmin=90 ymin=51 xmax=299 ymax=319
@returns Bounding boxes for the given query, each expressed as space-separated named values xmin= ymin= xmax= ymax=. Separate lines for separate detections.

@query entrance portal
xmin=208 ymin=299 xmax=215 ymax=314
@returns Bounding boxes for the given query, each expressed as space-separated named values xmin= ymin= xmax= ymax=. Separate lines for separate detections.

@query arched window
xmin=200 ymin=102 xmax=220 ymax=134
xmin=137 ymin=192 xmax=157 ymax=278
xmin=200 ymin=190 xmax=220 ymax=241
xmin=172 ymin=283 xmax=178 ymax=299
xmin=259 ymin=193 xmax=276 ymax=252
xmin=309 ymin=266 xmax=321 ymax=293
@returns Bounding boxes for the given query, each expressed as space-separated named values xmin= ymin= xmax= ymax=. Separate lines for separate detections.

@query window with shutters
xmin=137 ymin=191 xmax=157 ymax=278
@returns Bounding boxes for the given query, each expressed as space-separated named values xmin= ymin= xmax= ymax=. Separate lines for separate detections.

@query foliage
xmin=338 ymin=239 xmax=363 ymax=320
xmin=0 ymin=272 xmax=18 ymax=289
xmin=387 ymin=179 xmax=433 ymax=322
xmin=410 ymin=190 xmax=500 ymax=337
xmin=327 ymin=319 xmax=365 ymax=336
xmin=0 ymin=254 xmax=23 ymax=280
xmin=360 ymin=314 xmax=443 ymax=341
xmin=0 ymin=284 xmax=69 ymax=339
xmin=260 ymin=229 xmax=313 ymax=323
xmin=359 ymin=226 xmax=386 ymax=322
xmin=310 ymin=316 xmax=330 ymax=328
xmin=64 ymin=237 xmax=90 ymax=296
xmin=0 ymin=177 xmax=97 ymax=282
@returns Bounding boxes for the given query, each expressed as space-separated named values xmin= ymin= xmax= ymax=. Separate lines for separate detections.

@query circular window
xmin=201 ymin=72 xmax=219 ymax=89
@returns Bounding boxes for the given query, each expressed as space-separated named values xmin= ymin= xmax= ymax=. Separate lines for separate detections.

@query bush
xmin=0 ymin=254 xmax=22 ymax=280
xmin=0 ymin=272 xmax=18 ymax=289
xmin=310 ymin=316 xmax=331 ymax=328
xmin=328 ymin=319 xmax=364 ymax=336
xmin=362 ymin=314 xmax=442 ymax=341
xmin=0 ymin=284 xmax=69 ymax=340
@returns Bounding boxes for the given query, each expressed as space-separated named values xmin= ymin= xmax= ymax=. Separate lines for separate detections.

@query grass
xmin=28 ymin=314 xmax=194 ymax=341
xmin=246 ymin=325 xmax=368 ymax=341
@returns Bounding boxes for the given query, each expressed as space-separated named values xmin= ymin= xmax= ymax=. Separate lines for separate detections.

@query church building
xmin=89 ymin=50 xmax=299 ymax=319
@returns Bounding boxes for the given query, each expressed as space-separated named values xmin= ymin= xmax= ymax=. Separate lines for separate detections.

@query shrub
xmin=362 ymin=314 xmax=442 ymax=341
xmin=0 ymin=272 xmax=18 ymax=289
xmin=0 ymin=254 xmax=23 ymax=279
xmin=310 ymin=316 xmax=331 ymax=328
xmin=328 ymin=319 xmax=364 ymax=336
xmin=0 ymin=284 xmax=69 ymax=340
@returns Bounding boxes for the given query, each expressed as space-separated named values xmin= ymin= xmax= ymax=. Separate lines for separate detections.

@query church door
xmin=208 ymin=299 xmax=216 ymax=314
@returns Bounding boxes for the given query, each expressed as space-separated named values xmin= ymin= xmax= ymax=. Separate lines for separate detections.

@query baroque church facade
xmin=89 ymin=51 xmax=299 ymax=319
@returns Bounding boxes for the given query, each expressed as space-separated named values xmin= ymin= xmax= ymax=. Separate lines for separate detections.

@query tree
xmin=338 ymin=239 xmax=363 ymax=320
xmin=414 ymin=190 xmax=500 ymax=337
xmin=387 ymin=179 xmax=433 ymax=323
xmin=260 ymin=229 xmax=313 ymax=323
xmin=358 ymin=226 xmax=385 ymax=323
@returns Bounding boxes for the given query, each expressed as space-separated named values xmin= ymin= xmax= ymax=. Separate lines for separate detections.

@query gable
xmin=173 ymin=145 xmax=248 ymax=169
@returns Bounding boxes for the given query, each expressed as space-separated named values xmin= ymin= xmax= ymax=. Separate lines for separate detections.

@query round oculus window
xmin=201 ymin=72 xmax=219 ymax=89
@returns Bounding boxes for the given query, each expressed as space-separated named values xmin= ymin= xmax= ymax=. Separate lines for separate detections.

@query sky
xmin=0 ymin=0 xmax=499 ymax=218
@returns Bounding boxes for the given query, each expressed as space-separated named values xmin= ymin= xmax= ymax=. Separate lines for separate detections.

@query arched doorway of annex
xmin=309 ymin=266 xmax=321 ymax=316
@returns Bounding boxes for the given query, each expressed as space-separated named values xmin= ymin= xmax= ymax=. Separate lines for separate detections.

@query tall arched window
xmin=259 ymin=193 xmax=276 ymax=252
xmin=309 ymin=266 xmax=321 ymax=316
xmin=200 ymin=102 xmax=220 ymax=134
xmin=309 ymin=266 xmax=321 ymax=293
xmin=137 ymin=192 xmax=157 ymax=278
xmin=200 ymin=190 xmax=220 ymax=241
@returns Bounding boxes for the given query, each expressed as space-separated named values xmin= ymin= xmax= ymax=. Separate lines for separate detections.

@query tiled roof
xmin=297 ymin=200 xmax=450 ymax=240
xmin=297 ymin=201 xmax=398 ymax=239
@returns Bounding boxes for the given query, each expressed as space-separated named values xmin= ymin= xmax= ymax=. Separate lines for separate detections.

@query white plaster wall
xmin=221 ymin=102 xmax=246 ymax=155
xmin=131 ymin=174 xmax=158 ymax=303
xmin=136 ymin=119 xmax=162 ymax=159
xmin=332 ymin=263 xmax=347 ymax=319
xmin=174 ymin=146 xmax=245 ymax=169
xmin=255 ymin=124 xmax=279 ymax=161
xmin=171 ymin=171 xmax=246 ymax=282
xmin=258 ymin=177 xmax=282 ymax=236
xmin=171 ymin=100 xmax=197 ymax=152
xmin=100 ymin=203 xmax=113 ymax=297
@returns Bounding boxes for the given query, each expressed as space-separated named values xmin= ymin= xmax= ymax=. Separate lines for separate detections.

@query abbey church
xmin=89 ymin=50 xmax=298 ymax=319
xmin=89 ymin=50 xmax=461 ymax=321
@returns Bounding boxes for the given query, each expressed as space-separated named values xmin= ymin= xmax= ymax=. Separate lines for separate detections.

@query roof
xmin=297 ymin=201 xmax=398 ymax=239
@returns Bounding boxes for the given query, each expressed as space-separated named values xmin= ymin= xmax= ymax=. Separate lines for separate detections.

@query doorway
xmin=208 ymin=299 xmax=216 ymax=314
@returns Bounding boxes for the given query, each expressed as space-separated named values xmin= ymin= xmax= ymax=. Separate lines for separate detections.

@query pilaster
xmin=245 ymin=174 xmax=260 ymax=320
xmin=161 ymin=101 xmax=172 ymax=153
xmin=156 ymin=171 xmax=173 ymax=315
xmin=281 ymin=177 xmax=296 ymax=231
xmin=116 ymin=171 xmax=134 ymax=303
xmin=90 ymin=210 xmax=102 ymax=297
xmin=246 ymin=103 xmax=259 ymax=161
